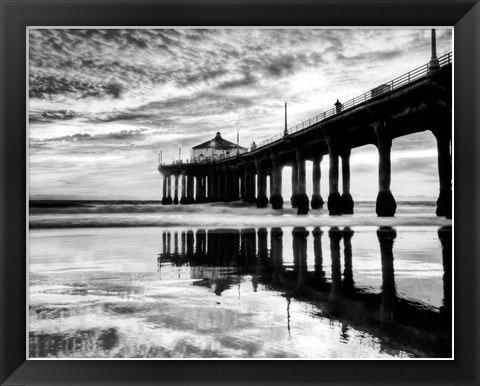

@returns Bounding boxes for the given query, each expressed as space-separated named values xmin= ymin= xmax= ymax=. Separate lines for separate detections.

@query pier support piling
xmin=210 ymin=171 xmax=217 ymax=202
xmin=186 ymin=174 xmax=195 ymax=204
xmin=290 ymin=162 xmax=299 ymax=208
xmin=201 ymin=176 xmax=207 ymax=201
xmin=243 ymin=166 xmax=255 ymax=203
xmin=217 ymin=168 xmax=224 ymax=202
xmin=173 ymin=175 xmax=179 ymax=205
xmin=239 ymin=173 xmax=245 ymax=201
xmin=295 ymin=149 xmax=309 ymax=214
xmin=166 ymin=176 xmax=172 ymax=205
xmin=225 ymin=168 xmax=233 ymax=202
xmin=311 ymin=155 xmax=324 ymax=209
xmin=232 ymin=168 xmax=239 ymax=201
xmin=161 ymin=174 xmax=170 ymax=205
xmin=195 ymin=175 xmax=202 ymax=203
xmin=255 ymin=158 xmax=269 ymax=208
xmin=375 ymin=121 xmax=397 ymax=216
xmin=270 ymin=154 xmax=284 ymax=209
xmin=180 ymin=174 xmax=187 ymax=204
xmin=433 ymin=129 xmax=452 ymax=218
xmin=327 ymin=139 xmax=342 ymax=215
xmin=340 ymin=149 xmax=354 ymax=214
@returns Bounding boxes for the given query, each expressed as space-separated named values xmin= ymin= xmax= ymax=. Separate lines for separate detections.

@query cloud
xmin=336 ymin=48 xmax=403 ymax=65
xmin=217 ymin=73 xmax=257 ymax=90
xmin=28 ymin=28 xmax=452 ymax=199
xmin=31 ymin=129 xmax=148 ymax=145
xmin=92 ymin=112 xmax=152 ymax=123
xmin=129 ymin=92 xmax=255 ymax=120
xmin=29 ymin=73 xmax=125 ymax=99
xmin=29 ymin=109 xmax=78 ymax=123
xmin=264 ymin=55 xmax=297 ymax=77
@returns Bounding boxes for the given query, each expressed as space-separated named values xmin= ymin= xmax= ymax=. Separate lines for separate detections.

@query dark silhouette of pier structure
xmin=158 ymin=33 xmax=452 ymax=217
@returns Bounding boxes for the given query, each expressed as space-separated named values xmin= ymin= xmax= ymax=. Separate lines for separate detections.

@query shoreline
xmin=29 ymin=215 xmax=452 ymax=229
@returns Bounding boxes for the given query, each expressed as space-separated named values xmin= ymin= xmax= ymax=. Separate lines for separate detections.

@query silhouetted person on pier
xmin=335 ymin=99 xmax=342 ymax=114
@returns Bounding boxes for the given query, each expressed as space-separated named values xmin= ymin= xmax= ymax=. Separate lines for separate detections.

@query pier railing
xmin=255 ymin=51 xmax=452 ymax=149
xmin=160 ymin=52 xmax=452 ymax=166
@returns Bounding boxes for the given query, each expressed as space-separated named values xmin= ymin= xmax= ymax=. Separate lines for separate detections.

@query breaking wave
xmin=29 ymin=201 xmax=450 ymax=229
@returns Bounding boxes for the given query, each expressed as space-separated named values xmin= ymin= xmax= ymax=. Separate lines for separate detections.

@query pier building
xmin=190 ymin=132 xmax=247 ymax=163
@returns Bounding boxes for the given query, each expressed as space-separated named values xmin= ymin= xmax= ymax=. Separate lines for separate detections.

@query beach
xmin=28 ymin=201 xmax=452 ymax=359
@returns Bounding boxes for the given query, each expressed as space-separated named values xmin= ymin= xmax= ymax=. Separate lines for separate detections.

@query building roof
xmin=191 ymin=132 xmax=247 ymax=151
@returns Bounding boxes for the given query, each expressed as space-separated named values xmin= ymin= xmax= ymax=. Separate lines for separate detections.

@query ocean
xmin=28 ymin=200 xmax=452 ymax=359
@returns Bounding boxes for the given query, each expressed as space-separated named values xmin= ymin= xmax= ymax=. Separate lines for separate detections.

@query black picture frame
xmin=1 ymin=0 xmax=478 ymax=385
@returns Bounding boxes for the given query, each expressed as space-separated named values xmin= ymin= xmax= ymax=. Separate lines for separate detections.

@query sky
xmin=28 ymin=28 xmax=452 ymax=201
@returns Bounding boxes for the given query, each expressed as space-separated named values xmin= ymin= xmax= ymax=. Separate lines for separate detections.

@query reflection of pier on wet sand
xmin=158 ymin=226 xmax=452 ymax=358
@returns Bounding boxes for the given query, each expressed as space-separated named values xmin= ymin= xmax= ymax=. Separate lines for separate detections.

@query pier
xmin=158 ymin=40 xmax=452 ymax=217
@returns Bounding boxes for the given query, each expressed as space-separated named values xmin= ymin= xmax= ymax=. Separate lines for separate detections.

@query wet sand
xmin=29 ymin=225 xmax=451 ymax=359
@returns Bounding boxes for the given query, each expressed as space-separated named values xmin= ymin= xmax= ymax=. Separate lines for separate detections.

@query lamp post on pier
xmin=428 ymin=29 xmax=440 ymax=73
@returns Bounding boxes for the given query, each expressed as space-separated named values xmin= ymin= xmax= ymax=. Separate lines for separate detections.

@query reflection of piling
xmin=240 ymin=229 xmax=256 ymax=267
xmin=181 ymin=231 xmax=186 ymax=257
xmin=340 ymin=323 xmax=350 ymax=343
xmin=231 ymin=231 xmax=241 ymax=266
xmin=207 ymin=231 xmax=218 ymax=265
xmin=162 ymin=231 xmax=167 ymax=255
xmin=271 ymin=228 xmax=284 ymax=286
xmin=157 ymin=255 xmax=162 ymax=272
xmin=257 ymin=228 xmax=269 ymax=263
xmin=195 ymin=230 xmax=207 ymax=257
xmin=438 ymin=226 xmax=452 ymax=321
xmin=173 ymin=231 xmax=179 ymax=256
xmin=286 ymin=296 xmax=292 ymax=338
xmin=253 ymin=228 xmax=268 ymax=292
xmin=377 ymin=226 xmax=397 ymax=322
xmin=342 ymin=227 xmax=355 ymax=294
xmin=166 ymin=232 xmax=171 ymax=255
xmin=328 ymin=227 xmax=343 ymax=309
xmin=205 ymin=230 xmax=240 ymax=266
xmin=293 ymin=227 xmax=309 ymax=291
xmin=186 ymin=230 xmax=194 ymax=259
xmin=312 ymin=227 xmax=325 ymax=282
xmin=222 ymin=231 xmax=238 ymax=266
xmin=219 ymin=232 xmax=228 ymax=264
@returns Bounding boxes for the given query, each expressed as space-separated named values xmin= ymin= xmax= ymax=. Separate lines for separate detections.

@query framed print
xmin=1 ymin=0 xmax=479 ymax=385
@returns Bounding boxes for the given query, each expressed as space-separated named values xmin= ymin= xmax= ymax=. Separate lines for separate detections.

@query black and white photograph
xmin=28 ymin=27 xmax=453 ymax=359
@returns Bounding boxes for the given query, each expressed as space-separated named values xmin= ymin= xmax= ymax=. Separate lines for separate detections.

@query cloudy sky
xmin=28 ymin=28 xmax=452 ymax=200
